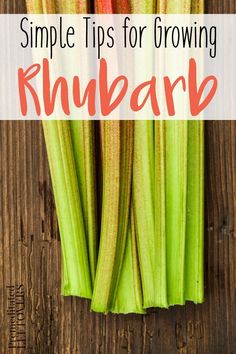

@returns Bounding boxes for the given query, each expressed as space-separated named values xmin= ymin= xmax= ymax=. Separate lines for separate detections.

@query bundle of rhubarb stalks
xmin=26 ymin=0 xmax=204 ymax=314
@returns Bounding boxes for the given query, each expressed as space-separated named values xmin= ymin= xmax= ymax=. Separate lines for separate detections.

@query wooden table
xmin=0 ymin=1 xmax=236 ymax=353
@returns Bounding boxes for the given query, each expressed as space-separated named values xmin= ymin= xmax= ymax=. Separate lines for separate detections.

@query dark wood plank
xmin=0 ymin=1 xmax=236 ymax=353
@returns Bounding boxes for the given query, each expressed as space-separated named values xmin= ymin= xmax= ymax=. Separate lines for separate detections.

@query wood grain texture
xmin=0 ymin=0 xmax=236 ymax=353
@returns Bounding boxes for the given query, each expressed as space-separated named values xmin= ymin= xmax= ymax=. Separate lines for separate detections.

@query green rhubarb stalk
xmin=43 ymin=121 xmax=92 ymax=297
xmin=185 ymin=121 xmax=204 ymax=303
xmin=154 ymin=121 xmax=168 ymax=307
xmin=91 ymin=121 xmax=121 ymax=313
xmin=70 ymin=122 xmax=86 ymax=227
xmin=80 ymin=122 xmax=97 ymax=283
xmin=112 ymin=206 xmax=145 ymax=314
xmin=107 ymin=124 xmax=144 ymax=314
xmin=157 ymin=0 xmax=204 ymax=306
xmin=156 ymin=0 xmax=195 ymax=311
xmin=112 ymin=196 xmax=144 ymax=313
xmin=159 ymin=0 xmax=189 ymax=306
xmin=56 ymin=0 xmax=98 ymax=285
xmin=26 ymin=0 xmax=92 ymax=297
xmin=70 ymin=121 xmax=97 ymax=283
xmin=131 ymin=0 xmax=167 ymax=309
xmin=165 ymin=120 xmax=188 ymax=305
xmin=133 ymin=120 xmax=156 ymax=308
xmin=91 ymin=121 xmax=134 ymax=313
xmin=184 ymin=0 xmax=204 ymax=303
xmin=154 ymin=0 xmax=168 ymax=309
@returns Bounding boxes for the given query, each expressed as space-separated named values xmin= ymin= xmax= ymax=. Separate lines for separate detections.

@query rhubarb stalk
xmin=112 ymin=208 xmax=144 ymax=314
xmin=132 ymin=120 xmax=156 ymax=308
xmin=158 ymin=0 xmax=189 ymax=306
xmin=111 ymin=0 xmax=145 ymax=314
xmin=70 ymin=121 xmax=98 ymax=283
xmin=26 ymin=0 xmax=93 ymax=297
xmin=91 ymin=121 xmax=133 ymax=313
xmin=185 ymin=0 xmax=204 ymax=303
xmin=159 ymin=0 xmax=204 ymax=305
xmin=55 ymin=0 xmax=98 ymax=284
xmin=43 ymin=121 xmax=92 ymax=297
xmin=131 ymin=0 xmax=168 ymax=308
xmin=165 ymin=120 xmax=188 ymax=305
xmin=91 ymin=0 xmax=141 ymax=314
xmin=154 ymin=121 xmax=168 ymax=307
